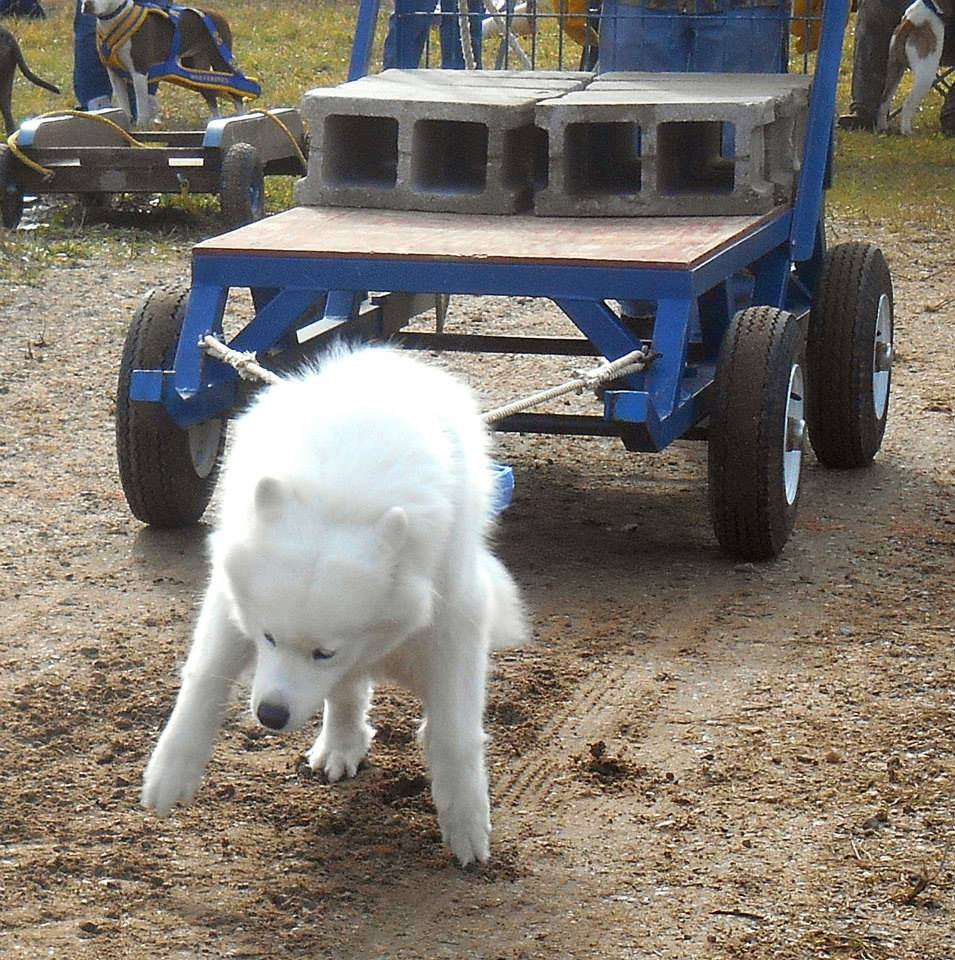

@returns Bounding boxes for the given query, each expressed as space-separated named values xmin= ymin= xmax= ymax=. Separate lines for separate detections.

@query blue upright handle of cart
xmin=349 ymin=0 xmax=382 ymax=80
xmin=789 ymin=0 xmax=849 ymax=263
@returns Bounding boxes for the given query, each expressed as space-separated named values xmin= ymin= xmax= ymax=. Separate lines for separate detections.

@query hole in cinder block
xmin=503 ymin=125 xmax=549 ymax=195
xmin=656 ymin=122 xmax=735 ymax=196
xmin=322 ymin=115 xmax=398 ymax=189
xmin=412 ymin=120 xmax=488 ymax=195
xmin=565 ymin=122 xmax=641 ymax=196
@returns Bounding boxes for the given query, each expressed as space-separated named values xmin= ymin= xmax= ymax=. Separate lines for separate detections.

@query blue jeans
xmin=598 ymin=0 xmax=787 ymax=73
xmin=73 ymin=0 xmax=112 ymax=108
xmin=382 ymin=0 xmax=483 ymax=70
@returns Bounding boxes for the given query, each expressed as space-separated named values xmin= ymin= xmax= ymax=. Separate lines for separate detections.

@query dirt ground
xmin=0 ymin=207 xmax=953 ymax=960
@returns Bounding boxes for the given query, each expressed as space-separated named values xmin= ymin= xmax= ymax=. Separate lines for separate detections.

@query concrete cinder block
xmin=535 ymin=73 xmax=812 ymax=217
xmin=295 ymin=70 xmax=812 ymax=218
xmin=295 ymin=70 xmax=589 ymax=214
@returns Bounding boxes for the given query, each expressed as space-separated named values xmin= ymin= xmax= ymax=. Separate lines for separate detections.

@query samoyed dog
xmin=141 ymin=345 xmax=527 ymax=866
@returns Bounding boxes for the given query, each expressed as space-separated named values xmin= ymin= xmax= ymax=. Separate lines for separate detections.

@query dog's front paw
xmin=435 ymin=790 xmax=492 ymax=867
xmin=141 ymin=739 xmax=208 ymax=817
xmin=306 ymin=724 xmax=373 ymax=783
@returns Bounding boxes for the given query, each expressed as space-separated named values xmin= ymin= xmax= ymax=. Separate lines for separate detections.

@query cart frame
xmin=117 ymin=0 xmax=896 ymax=559
xmin=1 ymin=108 xmax=306 ymax=228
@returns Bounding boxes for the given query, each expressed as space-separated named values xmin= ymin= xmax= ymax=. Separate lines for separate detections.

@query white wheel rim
xmin=783 ymin=362 xmax=805 ymax=506
xmin=872 ymin=293 xmax=892 ymax=420
xmin=187 ymin=419 xmax=222 ymax=479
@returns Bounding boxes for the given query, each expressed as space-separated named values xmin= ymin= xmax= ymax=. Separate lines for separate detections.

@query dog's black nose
xmin=256 ymin=702 xmax=290 ymax=730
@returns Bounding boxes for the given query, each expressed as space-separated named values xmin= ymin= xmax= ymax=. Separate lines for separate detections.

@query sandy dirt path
xmin=0 ymin=215 xmax=952 ymax=959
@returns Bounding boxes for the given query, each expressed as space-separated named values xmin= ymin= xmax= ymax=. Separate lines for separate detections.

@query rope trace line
xmin=200 ymin=335 xmax=652 ymax=425
xmin=480 ymin=348 xmax=651 ymax=423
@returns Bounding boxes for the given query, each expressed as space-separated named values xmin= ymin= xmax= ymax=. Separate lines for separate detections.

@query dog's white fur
xmin=141 ymin=345 xmax=528 ymax=866
xmin=878 ymin=0 xmax=950 ymax=135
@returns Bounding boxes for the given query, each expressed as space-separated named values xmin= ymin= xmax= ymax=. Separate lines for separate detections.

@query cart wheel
xmin=805 ymin=241 xmax=893 ymax=468
xmin=219 ymin=142 xmax=265 ymax=229
xmin=116 ymin=285 xmax=227 ymax=527
xmin=708 ymin=306 xmax=805 ymax=561
xmin=0 ymin=146 xmax=24 ymax=229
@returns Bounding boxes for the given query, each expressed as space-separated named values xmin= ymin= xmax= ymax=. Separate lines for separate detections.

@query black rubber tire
xmin=219 ymin=142 xmax=265 ymax=229
xmin=805 ymin=241 xmax=894 ymax=468
xmin=116 ymin=285 xmax=227 ymax=527
xmin=708 ymin=306 xmax=805 ymax=561
xmin=0 ymin=146 xmax=24 ymax=229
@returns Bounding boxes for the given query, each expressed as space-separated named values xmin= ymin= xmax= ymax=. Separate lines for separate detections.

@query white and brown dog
xmin=81 ymin=0 xmax=258 ymax=126
xmin=878 ymin=0 xmax=953 ymax=134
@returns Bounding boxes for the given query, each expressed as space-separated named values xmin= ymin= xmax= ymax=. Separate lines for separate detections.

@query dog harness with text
xmin=96 ymin=1 xmax=261 ymax=102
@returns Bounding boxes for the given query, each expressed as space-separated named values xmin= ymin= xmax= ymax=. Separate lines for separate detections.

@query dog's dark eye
xmin=312 ymin=648 xmax=334 ymax=661
xmin=264 ymin=633 xmax=276 ymax=647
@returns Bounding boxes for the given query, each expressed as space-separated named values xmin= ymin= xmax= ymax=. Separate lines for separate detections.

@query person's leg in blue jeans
xmin=384 ymin=0 xmax=483 ymax=69
xmin=382 ymin=0 xmax=435 ymax=69
xmin=437 ymin=0 xmax=483 ymax=69
xmin=73 ymin=0 xmax=112 ymax=110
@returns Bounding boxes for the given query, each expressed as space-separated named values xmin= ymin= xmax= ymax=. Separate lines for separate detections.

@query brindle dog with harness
xmin=82 ymin=0 xmax=260 ymax=125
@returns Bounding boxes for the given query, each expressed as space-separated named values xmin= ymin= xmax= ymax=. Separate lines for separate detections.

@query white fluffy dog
xmin=141 ymin=345 xmax=527 ymax=866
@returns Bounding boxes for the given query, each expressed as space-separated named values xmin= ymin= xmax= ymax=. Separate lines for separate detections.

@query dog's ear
xmin=254 ymin=477 xmax=286 ymax=522
xmin=376 ymin=506 xmax=408 ymax=560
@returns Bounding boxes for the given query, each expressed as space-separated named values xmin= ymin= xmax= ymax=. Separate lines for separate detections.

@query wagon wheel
xmin=219 ymin=142 xmax=265 ymax=229
xmin=0 ymin=145 xmax=24 ymax=229
xmin=116 ymin=285 xmax=227 ymax=527
xmin=708 ymin=306 xmax=806 ymax=561
xmin=805 ymin=241 xmax=894 ymax=468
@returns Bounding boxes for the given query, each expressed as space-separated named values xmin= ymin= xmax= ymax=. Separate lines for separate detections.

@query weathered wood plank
xmin=196 ymin=205 xmax=787 ymax=270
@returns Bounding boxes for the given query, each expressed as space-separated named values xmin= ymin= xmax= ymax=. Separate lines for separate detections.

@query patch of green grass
xmin=1 ymin=2 xmax=953 ymax=280
xmin=826 ymin=17 xmax=955 ymax=226
xmin=830 ymin=126 xmax=955 ymax=227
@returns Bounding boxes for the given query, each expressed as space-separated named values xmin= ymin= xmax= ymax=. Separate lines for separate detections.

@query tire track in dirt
xmin=493 ymin=564 xmax=744 ymax=813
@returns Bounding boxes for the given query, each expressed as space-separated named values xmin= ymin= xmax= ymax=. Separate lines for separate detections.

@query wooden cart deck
xmin=194 ymin=204 xmax=791 ymax=271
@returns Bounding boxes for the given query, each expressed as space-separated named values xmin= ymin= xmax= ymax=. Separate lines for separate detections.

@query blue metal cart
xmin=116 ymin=0 xmax=894 ymax=560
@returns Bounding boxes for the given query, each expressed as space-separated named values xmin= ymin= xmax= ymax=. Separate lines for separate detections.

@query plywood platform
xmin=195 ymin=205 xmax=789 ymax=271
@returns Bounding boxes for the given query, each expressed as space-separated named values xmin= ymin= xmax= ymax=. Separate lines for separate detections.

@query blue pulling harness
xmin=97 ymin=0 xmax=261 ymax=102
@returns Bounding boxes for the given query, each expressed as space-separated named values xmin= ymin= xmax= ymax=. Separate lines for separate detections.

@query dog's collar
xmin=923 ymin=0 xmax=942 ymax=15
xmin=97 ymin=1 xmax=156 ymax=68
xmin=96 ymin=0 xmax=133 ymax=20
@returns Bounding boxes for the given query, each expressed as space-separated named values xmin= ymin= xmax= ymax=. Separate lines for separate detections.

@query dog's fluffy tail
xmin=484 ymin=552 xmax=530 ymax=650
